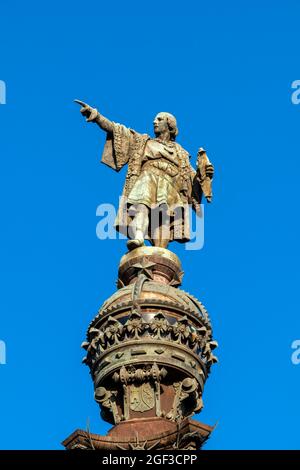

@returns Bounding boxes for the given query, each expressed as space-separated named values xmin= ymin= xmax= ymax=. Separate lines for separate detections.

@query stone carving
xmin=202 ymin=340 xmax=219 ymax=367
xmin=75 ymin=100 xmax=214 ymax=250
xmin=130 ymin=383 xmax=155 ymax=412
xmin=124 ymin=309 xmax=146 ymax=339
xmin=62 ymin=99 xmax=219 ymax=451
xmin=113 ymin=364 xmax=167 ymax=385
xmin=168 ymin=270 xmax=184 ymax=287
xmin=132 ymin=258 xmax=156 ymax=279
xmin=86 ymin=319 xmax=200 ymax=353
xmin=149 ymin=311 xmax=169 ymax=339
xmin=82 ymin=300 xmax=218 ymax=379
xmin=189 ymin=326 xmax=207 ymax=352
xmin=173 ymin=430 xmax=205 ymax=450
xmin=90 ymin=265 xmax=212 ymax=329
xmin=64 ymin=420 xmax=212 ymax=450
xmin=112 ymin=364 xmax=167 ymax=420
xmin=167 ymin=378 xmax=203 ymax=422
xmin=172 ymin=316 xmax=191 ymax=344
xmin=94 ymin=386 xmax=121 ymax=424
xmin=117 ymin=435 xmax=160 ymax=451
xmin=104 ymin=316 xmax=123 ymax=346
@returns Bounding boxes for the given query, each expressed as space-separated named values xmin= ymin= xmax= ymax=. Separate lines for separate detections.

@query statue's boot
xmin=127 ymin=238 xmax=144 ymax=250
xmin=127 ymin=228 xmax=145 ymax=250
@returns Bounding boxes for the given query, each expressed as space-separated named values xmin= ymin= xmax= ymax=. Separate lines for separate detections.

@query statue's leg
xmin=153 ymin=224 xmax=169 ymax=248
xmin=152 ymin=205 xmax=170 ymax=248
xmin=127 ymin=204 xmax=149 ymax=251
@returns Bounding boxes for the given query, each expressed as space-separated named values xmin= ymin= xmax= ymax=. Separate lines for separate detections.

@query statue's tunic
xmin=101 ymin=122 xmax=203 ymax=243
xmin=127 ymin=139 xmax=185 ymax=209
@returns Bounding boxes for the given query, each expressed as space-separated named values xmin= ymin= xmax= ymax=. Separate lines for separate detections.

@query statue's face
xmin=153 ymin=113 xmax=169 ymax=136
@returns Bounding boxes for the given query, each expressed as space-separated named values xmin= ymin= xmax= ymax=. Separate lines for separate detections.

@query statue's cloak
xmin=101 ymin=122 xmax=209 ymax=243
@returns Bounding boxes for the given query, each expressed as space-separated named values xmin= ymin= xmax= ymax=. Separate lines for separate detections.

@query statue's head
xmin=153 ymin=112 xmax=178 ymax=141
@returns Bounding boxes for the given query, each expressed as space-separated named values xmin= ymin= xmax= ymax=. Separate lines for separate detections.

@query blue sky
xmin=0 ymin=1 xmax=300 ymax=449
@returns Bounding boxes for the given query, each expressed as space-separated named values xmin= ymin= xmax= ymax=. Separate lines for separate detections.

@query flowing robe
xmin=101 ymin=122 xmax=210 ymax=243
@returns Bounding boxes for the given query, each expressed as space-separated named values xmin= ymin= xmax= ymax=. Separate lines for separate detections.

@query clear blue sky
xmin=0 ymin=1 xmax=299 ymax=450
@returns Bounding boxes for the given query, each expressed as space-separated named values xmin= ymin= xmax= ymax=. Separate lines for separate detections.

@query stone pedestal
xmin=62 ymin=417 xmax=214 ymax=450
xmin=63 ymin=247 xmax=217 ymax=450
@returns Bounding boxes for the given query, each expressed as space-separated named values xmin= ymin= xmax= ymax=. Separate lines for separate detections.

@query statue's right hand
xmin=74 ymin=99 xmax=98 ymax=122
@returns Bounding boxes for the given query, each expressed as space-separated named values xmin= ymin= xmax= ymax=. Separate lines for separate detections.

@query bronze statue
xmin=63 ymin=101 xmax=218 ymax=451
xmin=75 ymin=100 xmax=214 ymax=250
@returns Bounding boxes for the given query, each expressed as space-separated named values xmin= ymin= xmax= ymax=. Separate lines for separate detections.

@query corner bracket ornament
xmin=94 ymin=386 xmax=121 ymax=424
xmin=62 ymin=101 xmax=218 ymax=451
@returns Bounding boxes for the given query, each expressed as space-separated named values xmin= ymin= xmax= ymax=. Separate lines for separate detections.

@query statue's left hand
xmin=197 ymin=147 xmax=213 ymax=179
xmin=205 ymin=163 xmax=214 ymax=179
xmin=74 ymin=99 xmax=98 ymax=122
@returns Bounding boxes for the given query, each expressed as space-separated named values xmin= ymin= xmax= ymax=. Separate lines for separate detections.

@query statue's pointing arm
xmin=74 ymin=99 xmax=113 ymax=133
xmin=75 ymin=100 xmax=135 ymax=171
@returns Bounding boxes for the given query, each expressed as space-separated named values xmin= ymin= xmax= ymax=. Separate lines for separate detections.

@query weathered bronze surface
xmin=75 ymin=100 xmax=214 ymax=250
xmin=63 ymin=104 xmax=218 ymax=451
xmin=81 ymin=248 xmax=217 ymax=434
xmin=62 ymin=417 xmax=214 ymax=450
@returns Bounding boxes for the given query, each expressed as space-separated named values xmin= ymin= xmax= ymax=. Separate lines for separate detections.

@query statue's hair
xmin=158 ymin=112 xmax=179 ymax=141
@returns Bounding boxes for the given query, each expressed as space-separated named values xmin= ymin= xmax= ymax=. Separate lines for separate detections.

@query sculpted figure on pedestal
xmin=75 ymin=100 xmax=214 ymax=250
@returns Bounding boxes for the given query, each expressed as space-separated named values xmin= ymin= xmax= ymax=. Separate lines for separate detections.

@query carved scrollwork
xmin=173 ymin=430 xmax=207 ymax=450
xmin=94 ymin=386 xmax=121 ymax=424
xmin=167 ymin=377 xmax=202 ymax=422
xmin=113 ymin=363 xmax=167 ymax=385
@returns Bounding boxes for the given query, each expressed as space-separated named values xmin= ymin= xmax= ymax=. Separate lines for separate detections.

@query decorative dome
xmin=81 ymin=247 xmax=218 ymax=431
